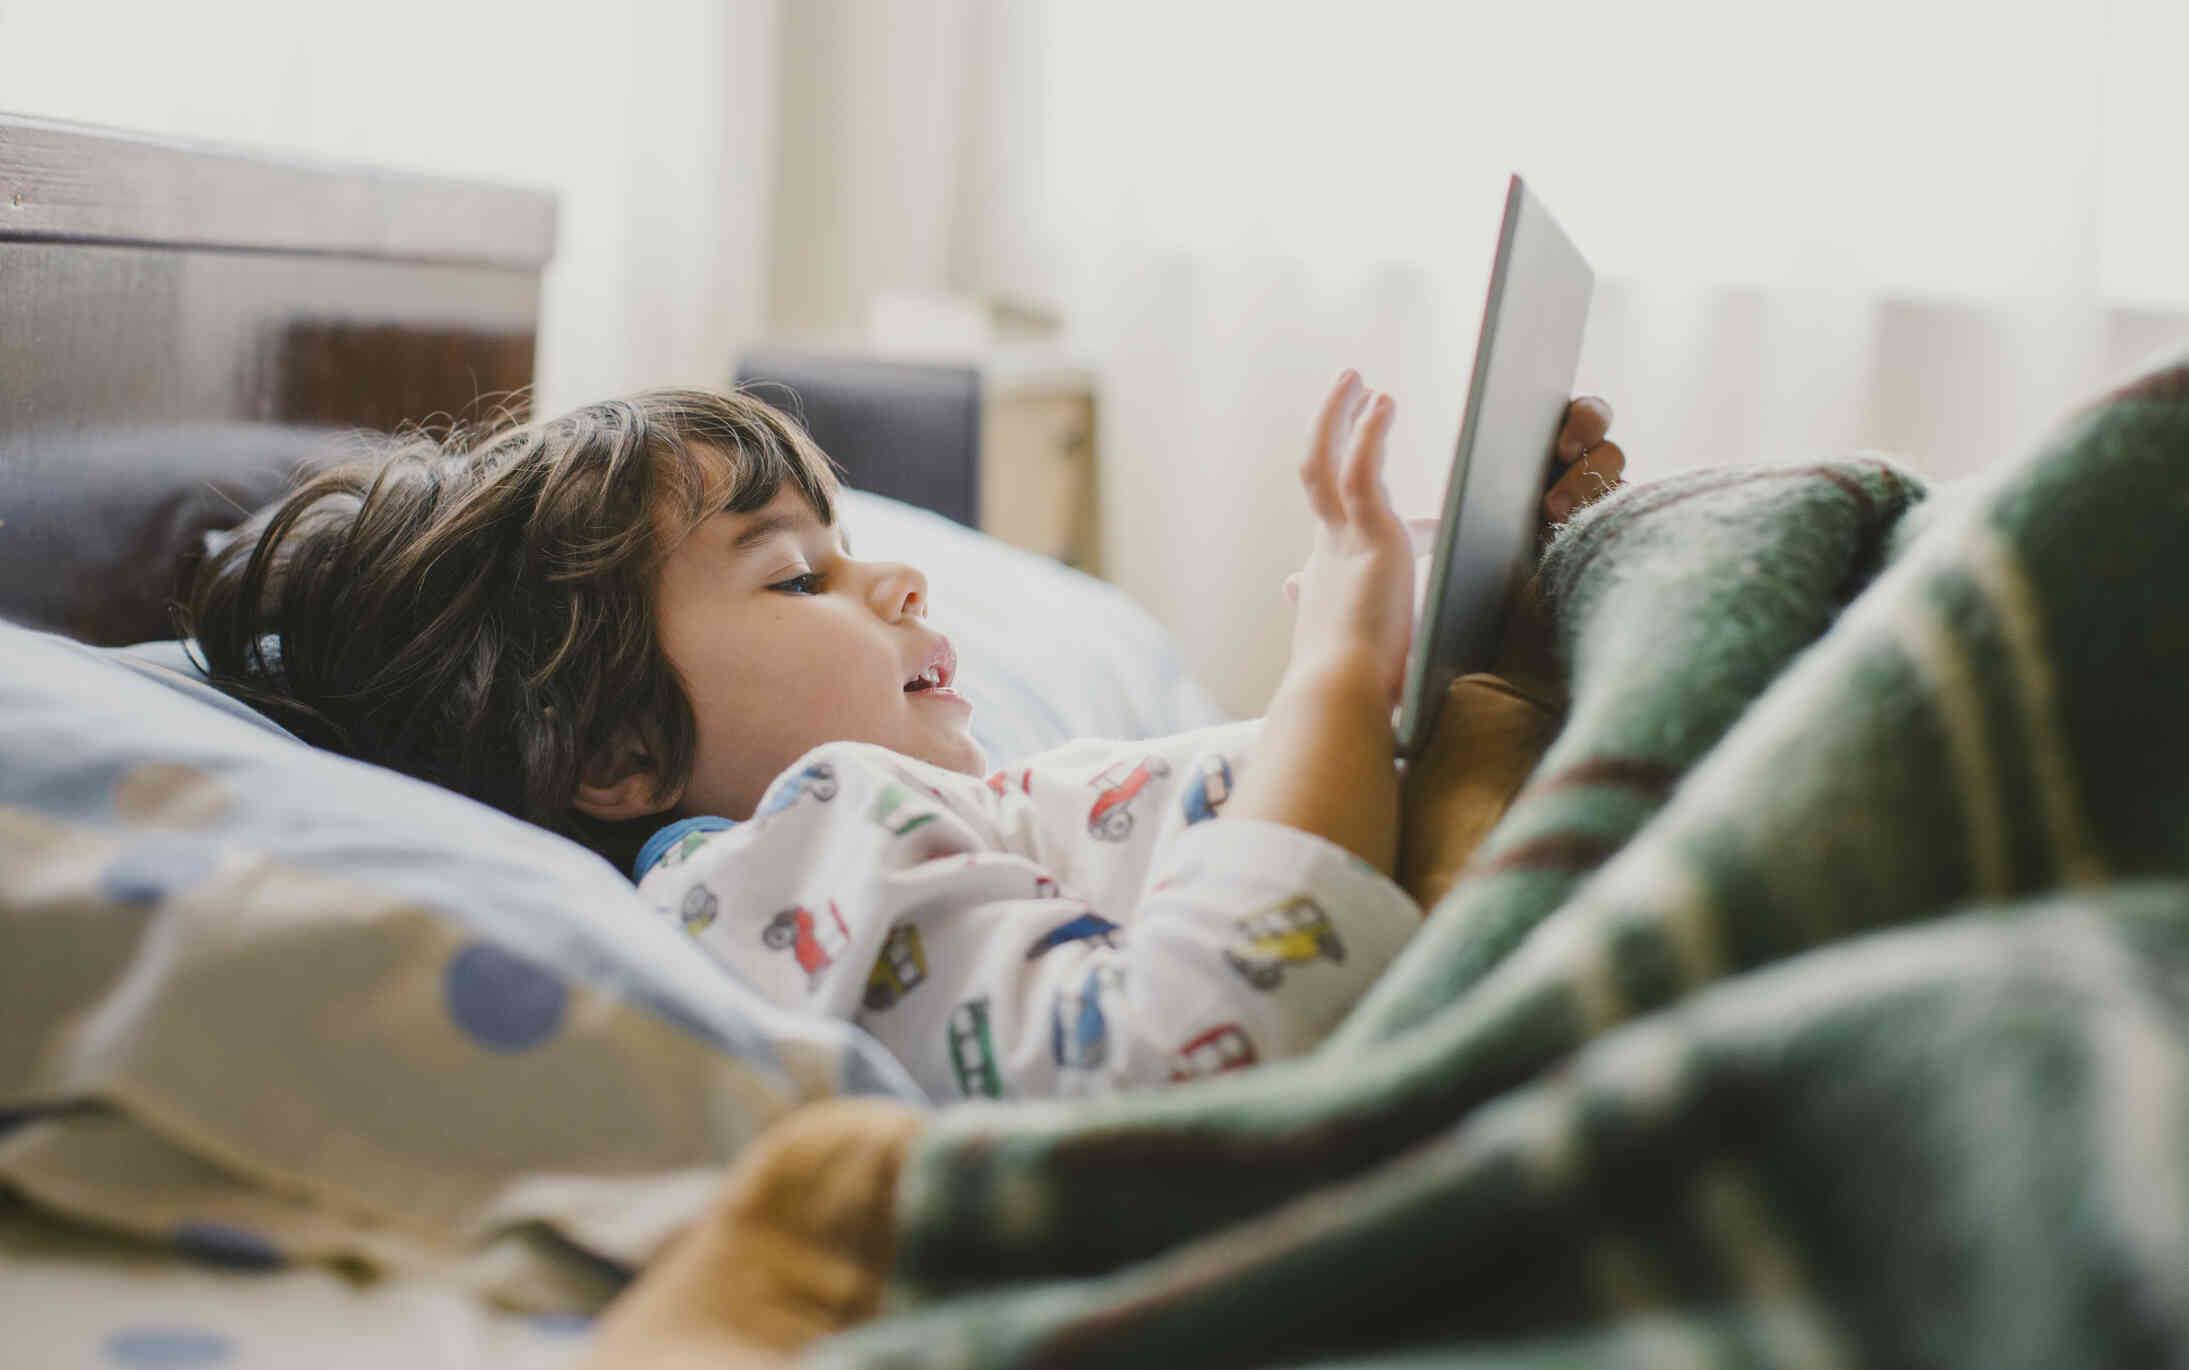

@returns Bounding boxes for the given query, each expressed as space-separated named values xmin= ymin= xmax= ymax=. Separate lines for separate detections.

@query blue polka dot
xmin=99 ymin=838 xmax=215 ymax=907
xmin=172 ymin=1222 xmax=283 ymax=1272
xmin=445 ymin=941 xmax=568 ymax=1051
xmin=103 ymin=1327 xmax=233 ymax=1367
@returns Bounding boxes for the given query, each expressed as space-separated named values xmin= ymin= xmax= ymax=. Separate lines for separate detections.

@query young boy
xmin=187 ymin=372 xmax=1621 ymax=1102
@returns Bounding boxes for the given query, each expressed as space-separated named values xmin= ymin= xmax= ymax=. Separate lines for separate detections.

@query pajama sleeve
xmin=635 ymin=739 xmax=1422 ymax=1102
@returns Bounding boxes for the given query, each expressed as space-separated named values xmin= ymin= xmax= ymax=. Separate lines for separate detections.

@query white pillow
xmin=836 ymin=490 xmax=1231 ymax=763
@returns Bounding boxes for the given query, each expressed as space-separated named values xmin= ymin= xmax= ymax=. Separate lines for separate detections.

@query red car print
xmin=761 ymin=900 xmax=851 ymax=984
xmin=1169 ymin=1023 xmax=1258 ymax=1082
xmin=1086 ymin=757 xmax=1171 ymax=842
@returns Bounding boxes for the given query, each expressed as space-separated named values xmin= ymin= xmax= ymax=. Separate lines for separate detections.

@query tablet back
xmin=1396 ymin=175 xmax=1593 ymax=759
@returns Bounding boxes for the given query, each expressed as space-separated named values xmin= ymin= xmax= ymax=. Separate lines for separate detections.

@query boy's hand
xmin=1546 ymin=396 xmax=1624 ymax=523
xmin=1285 ymin=370 xmax=1414 ymax=704
xmin=1283 ymin=395 xmax=1625 ymax=605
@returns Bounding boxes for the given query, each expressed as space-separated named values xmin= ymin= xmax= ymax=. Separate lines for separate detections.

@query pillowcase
xmin=834 ymin=490 xmax=1231 ymax=761
xmin=0 ymin=618 xmax=924 ymax=1296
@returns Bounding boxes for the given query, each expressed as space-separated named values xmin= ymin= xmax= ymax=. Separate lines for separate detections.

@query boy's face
xmin=649 ymin=485 xmax=984 ymax=820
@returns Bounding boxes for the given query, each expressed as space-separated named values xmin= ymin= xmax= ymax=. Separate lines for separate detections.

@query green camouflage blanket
xmin=818 ymin=348 xmax=2189 ymax=1369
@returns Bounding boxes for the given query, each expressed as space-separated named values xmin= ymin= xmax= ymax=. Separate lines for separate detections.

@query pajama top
xmin=631 ymin=719 xmax=1423 ymax=1103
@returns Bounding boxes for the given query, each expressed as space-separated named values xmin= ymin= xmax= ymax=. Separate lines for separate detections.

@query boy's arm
xmin=1224 ymin=372 xmax=1411 ymax=878
xmin=1225 ymin=654 xmax=1398 ymax=876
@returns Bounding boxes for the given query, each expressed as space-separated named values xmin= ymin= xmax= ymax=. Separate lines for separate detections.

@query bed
xmin=12 ymin=112 xmax=2189 ymax=1370
xmin=0 ymin=112 xmax=1226 ymax=1366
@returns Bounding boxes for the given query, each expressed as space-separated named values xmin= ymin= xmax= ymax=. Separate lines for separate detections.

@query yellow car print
xmin=865 ymin=923 xmax=928 ymax=1011
xmin=1223 ymin=895 xmax=1344 ymax=990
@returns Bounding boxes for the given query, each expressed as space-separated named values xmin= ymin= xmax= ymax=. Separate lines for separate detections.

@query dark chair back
xmin=734 ymin=349 xmax=981 ymax=529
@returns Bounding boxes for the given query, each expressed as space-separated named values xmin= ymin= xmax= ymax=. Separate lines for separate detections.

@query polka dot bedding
xmin=0 ymin=617 xmax=925 ymax=1339
xmin=0 ymin=1200 xmax=597 ymax=1370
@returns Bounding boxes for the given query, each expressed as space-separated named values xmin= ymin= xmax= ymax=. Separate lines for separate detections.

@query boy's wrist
xmin=1233 ymin=647 xmax=1403 ymax=879
xmin=1275 ymin=651 xmax=1392 ymax=715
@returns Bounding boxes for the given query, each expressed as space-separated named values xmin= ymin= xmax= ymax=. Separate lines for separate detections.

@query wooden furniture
xmin=0 ymin=111 xmax=1105 ymax=654
xmin=977 ymin=350 xmax=1100 ymax=575
xmin=0 ymin=111 xmax=557 ymax=644
xmin=0 ymin=111 xmax=552 ymax=429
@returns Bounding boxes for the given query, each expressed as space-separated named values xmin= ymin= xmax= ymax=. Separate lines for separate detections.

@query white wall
xmin=728 ymin=0 xmax=2189 ymax=715
xmin=30 ymin=1 xmax=2175 ymax=718
xmin=766 ymin=0 xmax=979 ymax=337
xmin=0 ymin=0 xmax=783 ymax=412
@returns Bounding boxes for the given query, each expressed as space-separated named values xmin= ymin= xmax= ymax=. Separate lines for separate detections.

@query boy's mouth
xmin=903 ymin=637 xmax=959 ymax=693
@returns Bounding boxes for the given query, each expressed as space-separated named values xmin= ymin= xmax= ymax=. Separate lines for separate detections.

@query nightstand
xmin=976 ymin=354 xmax=1099 ymax=574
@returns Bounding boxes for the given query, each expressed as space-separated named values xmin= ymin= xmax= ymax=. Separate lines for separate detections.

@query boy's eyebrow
xmin=729 ymin=509 xmax=840 ymax=554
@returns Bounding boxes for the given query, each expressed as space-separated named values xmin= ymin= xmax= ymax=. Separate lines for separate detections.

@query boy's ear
xmin=573 ymin=735 xmax=679 ymax=824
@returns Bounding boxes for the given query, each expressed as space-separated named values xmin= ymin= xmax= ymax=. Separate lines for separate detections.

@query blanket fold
xmin=821 ymin=346 xmax=2189 ymax=1368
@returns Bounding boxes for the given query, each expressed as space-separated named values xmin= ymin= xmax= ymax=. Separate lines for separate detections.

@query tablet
xmin=1395 ymin=174 xmax=1594 ymax=760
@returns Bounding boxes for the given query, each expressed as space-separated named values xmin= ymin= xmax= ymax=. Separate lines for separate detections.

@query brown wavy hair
xmin=181 ymin=388 xmax=840 ymax=873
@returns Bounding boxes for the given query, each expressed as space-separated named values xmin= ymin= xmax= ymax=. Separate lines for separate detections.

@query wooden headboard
xmin=0 ymin=112 xmax=556 ymax=644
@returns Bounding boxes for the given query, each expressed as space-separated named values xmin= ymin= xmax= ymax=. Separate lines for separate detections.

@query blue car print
xmin=1182 ymin=754 xmax=1233 ymax=824
xmin=1025 ymin=911 xmax=1120 ymax=961
xmin=755 ymin=761 xmax=839 ymax=819
xmin=1050 ymin=965 xmax=1122 ymax=1070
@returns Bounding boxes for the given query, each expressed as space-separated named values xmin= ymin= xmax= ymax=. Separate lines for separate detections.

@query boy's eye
xmin=768 ymin=572 xmax=825 ymax=595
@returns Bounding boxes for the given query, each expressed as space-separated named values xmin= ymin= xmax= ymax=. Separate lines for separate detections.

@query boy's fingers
xmin=1339 ymin=393 xmax=1399 ymax=523
xmin=1303 ymin=370 xmax=1364 ymax=521
xmin=1335 ymin=383 xmax=1375 ymax=485
xmin=1343 ymin=378 xmax=1375 ymax=432
xmin=1544 ymin=439 xmax=1625 ymax=520
xmin=1555 ymin=396 xmax=1614 ymax=463
xmin=1575 ymin=439 xmax=1624 ymax=488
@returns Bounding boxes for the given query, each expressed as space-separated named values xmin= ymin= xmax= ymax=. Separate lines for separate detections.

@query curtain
xmin=777 ymin=0 xmax=2189 ymax=716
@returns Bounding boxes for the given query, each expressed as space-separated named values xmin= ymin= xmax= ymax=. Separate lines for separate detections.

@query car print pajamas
xmin=632 ymin=719 xmax=1423 ymax=1101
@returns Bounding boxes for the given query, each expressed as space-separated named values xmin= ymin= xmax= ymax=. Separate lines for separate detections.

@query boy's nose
xmin=869 ymin=563 xmax=928 ymax=621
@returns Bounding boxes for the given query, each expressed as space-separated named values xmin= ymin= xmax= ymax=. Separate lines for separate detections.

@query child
xmin=187 ymin=373 xmax=1621 ymax=1102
